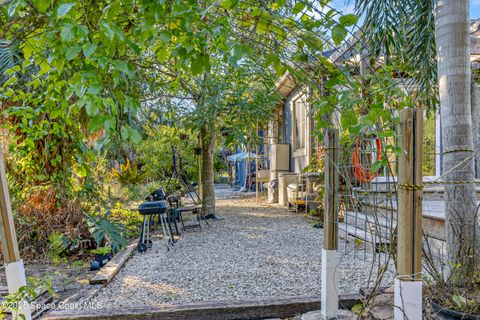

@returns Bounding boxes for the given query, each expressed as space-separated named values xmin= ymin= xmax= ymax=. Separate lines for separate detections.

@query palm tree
xmin=356 ymin=0 xmax=479 ymax=279
xmin=435 ymin=0 xmax=478 ymax=278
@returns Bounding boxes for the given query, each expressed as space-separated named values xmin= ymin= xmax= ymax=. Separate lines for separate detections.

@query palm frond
xmin=355 ymin=0 xmax=437 ymax=109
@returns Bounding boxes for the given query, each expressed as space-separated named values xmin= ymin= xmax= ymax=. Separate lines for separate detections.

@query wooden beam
xmin=43 ymin=294 xmax=362 ymax=320
xmin=0 ymin=145 xmax=20 ymax=263
xmin=89 ymin=241 xmax=137 ymax=285
xmin=323 ymin=129 xmax=338 ymax=250
xmin=397 ymin=108 xmax=423 ymax=279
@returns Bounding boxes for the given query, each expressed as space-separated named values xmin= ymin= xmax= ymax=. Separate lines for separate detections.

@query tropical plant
xmin=111 ymin=159 xmax=146 ymax=185
xmin=84 ymin=210 xmax=127 ymax=254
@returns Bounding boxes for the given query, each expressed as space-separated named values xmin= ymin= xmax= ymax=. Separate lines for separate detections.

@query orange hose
xmin=351 ymin=135 xmax=383 ymax=183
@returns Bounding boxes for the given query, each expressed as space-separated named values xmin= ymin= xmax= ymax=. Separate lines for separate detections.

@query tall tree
xmin=435 ymin=0 xmax=479 ymax=278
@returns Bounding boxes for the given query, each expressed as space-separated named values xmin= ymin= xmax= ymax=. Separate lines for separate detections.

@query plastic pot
xmin=431 ymin=301 xmax=480 ymax=320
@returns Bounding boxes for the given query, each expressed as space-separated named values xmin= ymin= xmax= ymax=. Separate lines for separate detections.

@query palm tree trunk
xmin=471 ymin=75 xmax=480 ymax=177
xmin=435 ymin=0 xmax=479 ymax=280
xmin=200 ymin=126 xmax=216 ymax=216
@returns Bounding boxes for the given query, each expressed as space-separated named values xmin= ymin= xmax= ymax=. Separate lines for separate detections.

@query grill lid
xmin=138 ymin=200 xmax=168 ymax=215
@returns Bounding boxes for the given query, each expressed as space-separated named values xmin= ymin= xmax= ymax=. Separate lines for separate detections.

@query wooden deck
xmin=340 ymin=199 xmax=475 ymax=242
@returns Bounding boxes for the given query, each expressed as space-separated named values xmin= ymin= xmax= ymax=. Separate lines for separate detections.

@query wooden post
xmin=0 ymin=146 xmax=31 ymax=319
xmin=394 ymin=107 xmax=423 ymax=320
xmin=321 ymin=128 xmax=339 ymax=319
xmin=255 ymin=123 xmax=259 ymax=202
xmin=247 ymin=143 xmax=251 ymax=191
xmin=197 ymin=136 xmax=202 ymax=203
xmin=323 ymin=128 xmax=338 ymax=251
xmin=0 ymin=150 xmax=20 ymax=263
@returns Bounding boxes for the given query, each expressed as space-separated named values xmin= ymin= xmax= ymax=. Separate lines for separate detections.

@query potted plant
xmin=427 ymin=282 xmax=480 ymax=319
xmin=90 ymin=246 xmax=112 ymax=267
xmin=424 ymin=246 xmax=480 ymax=319
xmin=85 ymin=209 xmax=127 ymax=270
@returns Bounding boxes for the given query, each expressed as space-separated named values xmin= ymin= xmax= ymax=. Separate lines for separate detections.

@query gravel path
xmin=90 ymin=193 xmax=394 ymax=308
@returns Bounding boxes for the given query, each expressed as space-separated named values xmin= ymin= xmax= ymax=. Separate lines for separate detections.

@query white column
xmin=321 ymin=249 xmax=338 ymax=319
xmin=394 ymin=278 xmax=422 ymax=320
xmin=5 ymin=259 xmax=32 ymax=320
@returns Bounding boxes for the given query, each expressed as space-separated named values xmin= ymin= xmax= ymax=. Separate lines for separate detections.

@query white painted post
xmin=321 ymin=248 xmax=338 ymax=319
xmin=321 ymin=129 xmax=339 ymax=319
xmin=5 ymin=260 xmax=31 ymax=319
xmin=394 ymin=278 xmax=422 ymax=320
xmin=394 ymin=108 xmax=423 ymax=320
xmin=0 ymin=145 xmax=31 ymax=320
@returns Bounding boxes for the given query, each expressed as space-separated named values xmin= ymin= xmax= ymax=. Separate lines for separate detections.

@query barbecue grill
xmin=137 ymin=200 xmax=172 ymax=252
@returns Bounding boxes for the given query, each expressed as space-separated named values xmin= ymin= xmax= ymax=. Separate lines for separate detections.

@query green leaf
xmin=332 ymin=24 xmax=347 ymax=45
xmin=120 ymin=126 xmax=129 ymax=140
xmin=32 ymin=0 xmax=51 ymax=13
xmin=156 ymin=48 xmax=168 ymax=63
xmin=83 ymin=43 xmax=97 ymax=58
xmin=57 ymin=3 xmax=75 ymax=18
xmin=100 ymin=22 xmax=115 ymax=41
xmin=233 ymin=44 xmax=250 ymax=59
xmin=87 ymin=83 xmax=102 ymax=95
xmin=8 ymin=1 xmax=21 ymax=16
xmin=159 ymin=31 xmax=172 ymax=43
xmin=128 ymin=42 xmax=141 ymax=55
xmin=50 ymin=108 xmax=62 ymax=119
xmin=339 ymin=14 xmax=358 ymax=27
xmin=340 ymin=109 xmax=357 ymax=128
xmin=292 ymin=2 xmax=306 ymax=14
xmin=221 ymin=0 xmax=239 ymax=9
xmin=172 ymin=3 xmax=189 ymax=15
xmin=128 ymin=128 xmax=142 ymax=144
xmin=104 ymin=117 xmax=115 ymax=132
xmin=190 ymin=57 xmax=203 ymax=75
xmin=52 ymin=57 xmax=65 ymax=73
xmin=65 ymin=45 xmax=81 ymax=60
xmin=60 ymin=24 xmax=75 ymax=42
xmin=112 ymin=60 xmax=129 ymax=73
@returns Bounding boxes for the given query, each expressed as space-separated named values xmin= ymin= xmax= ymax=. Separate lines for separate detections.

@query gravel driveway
xmin=90 ymin=193 xmax=394 ymax=308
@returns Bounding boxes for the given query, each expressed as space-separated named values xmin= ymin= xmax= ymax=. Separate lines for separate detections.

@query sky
xmin=473 ymin=0 xmax=480 ymax=18
xmin=330 ymin=0 xmax=480 ymax=19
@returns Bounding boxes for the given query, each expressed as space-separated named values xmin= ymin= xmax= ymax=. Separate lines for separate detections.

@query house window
xmin=293 ymin=95 xmax=306 ymax=152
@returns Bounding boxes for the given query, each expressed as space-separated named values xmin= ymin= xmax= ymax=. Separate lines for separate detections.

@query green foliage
xmin=0 ymin=277 xmax=53 ymax=320
xmin=84 ymin=210 xmax=127 ymax=254
xmin=136 ymin=126 xmax=197 ymax=183
xmin=110 ymin=202 xmax=142 ymax=238
xmin=47 ymin=231 xmax=70 ymax=266
xmin=90 ymin=246 xmax=111 ymax=255
xmin=355 ymin=0 xmax=437 ymax=109
xmin=351 ymin=302 xmax=368 ymax=317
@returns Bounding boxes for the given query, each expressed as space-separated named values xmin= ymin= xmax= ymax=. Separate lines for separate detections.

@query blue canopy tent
xmin=227 ymin=152 xmax=256 ymax=188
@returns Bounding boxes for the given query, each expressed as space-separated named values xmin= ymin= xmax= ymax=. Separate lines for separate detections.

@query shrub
xmin=47 ymin=231 xmax=69 ymax=266
xmin=110 ymin=202 xmax=143 ymax=238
